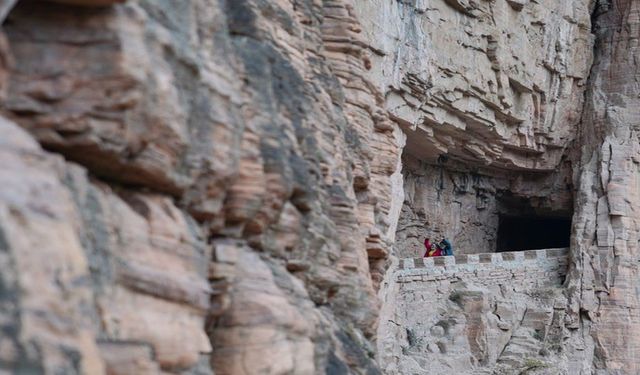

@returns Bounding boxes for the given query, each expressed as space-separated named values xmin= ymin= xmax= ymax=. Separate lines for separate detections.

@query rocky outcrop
xmin=4 ymin=0 xmax=640 ymax=374
xmin=355 ymin=0 xmax=592 ymax=171
xmin=354 ymin=0 xmax=591 ymax=262
xmin=567 ymin=0 xmax=640 ymax=373
xmin=0 ymin=0 xmax=401 ymax=374
xmin=375 ymin=0 xmax=640 ymax=373
xmin=1 ymin=113 xmax=215 ymax=372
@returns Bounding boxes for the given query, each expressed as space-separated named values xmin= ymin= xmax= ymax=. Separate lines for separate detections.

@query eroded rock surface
xmin=567 ymin=0 xmax=640 ymax=373
xmin=0 ymin=0 xmax=400 ymax=374
xmin=3 ymin=0 xmax=640 ymax=374
xmin=355 ymin=0 xmax=592 ymax=171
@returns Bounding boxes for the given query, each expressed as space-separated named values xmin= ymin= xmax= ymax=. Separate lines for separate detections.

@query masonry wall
xmin=398 ymin=248 xmax=569 ymax=289
xmin=379 ymin=248 xmax=570 ymax=374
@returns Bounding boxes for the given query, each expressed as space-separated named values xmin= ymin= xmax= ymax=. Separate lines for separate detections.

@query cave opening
xmin=496 ymin=215 xmax=572 ymax=252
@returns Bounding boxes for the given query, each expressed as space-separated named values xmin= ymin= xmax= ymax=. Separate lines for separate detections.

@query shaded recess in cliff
xmin=363 ymin=0 xmax=599 ymax=373
xmin=394 ymin=150 xmax=575 ymax=257
xmin=496 ymin=215 xmax=572 ymax=252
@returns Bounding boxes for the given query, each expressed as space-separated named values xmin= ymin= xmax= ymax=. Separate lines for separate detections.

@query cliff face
xmin=355 ymin=0 xmax=592 ymax=171
xmin=0 ymin=1 xmax=400 ymax=374
xmin=569 ymin=1 xmax=640 ymax=372
xmin=1 ymin=0 xmax=640 ymax=374
xmin=375 ymin=0 xmax=640 ymax=373
xmin=355 ymin=0 xmax=592 ymax=261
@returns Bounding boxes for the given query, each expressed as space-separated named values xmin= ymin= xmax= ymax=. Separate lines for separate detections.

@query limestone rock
xmin=355 ymin=0 xmax=593 ymax=171
xmin=0 ymin=0 xmax=400 ymax=374
xmin=380 ymin=249 xmax=570 ymax=374
xmin=3 ymin=0 xmax=640 ymax=374
xmin=567 ymin=0 xmax=640 ymax=372
xmin=0 ymin=117 xmax=213 ymax=373
xmin=0 ymin=118 xmax=105 ymax=374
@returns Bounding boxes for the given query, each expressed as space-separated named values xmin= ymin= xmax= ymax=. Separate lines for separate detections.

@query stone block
xmin=502 ymin=252 xmax=516 ymax=261
xmin=467 ymin=255 xmax=480 ymax=264
xmin=404 ymin=258 xmax=416 ymax=269
xmin=479 ymin=253 xmax=493 ymax=263
xmin=423 ymin=257 xmax=435 ymax=267
xmin=546 ymin=248 xmax=563 ymax=258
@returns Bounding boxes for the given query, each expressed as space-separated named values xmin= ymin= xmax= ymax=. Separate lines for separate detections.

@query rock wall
xmin=354 ymin=0 xmax=592 ymax=272
xmin=354 ymin=0 xmax=592 ymax=171
xmin=375 ymin=0 xmax=640 ymax=373
xmin=567 ymin=0 xmax=640 ymax=373
xmin=0 ymin=0 xmax=401 ymax=374
xmin=4 ymin=0 xmax=640 ymax=374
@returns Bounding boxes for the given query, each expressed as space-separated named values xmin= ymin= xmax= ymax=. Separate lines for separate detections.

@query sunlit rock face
xmin=353 ymin=0 xmax=588 ymax=258
xmin=568 ymin=1 xmax=640 ymax=373
xmin=355 ymin=0 xmax=592 ymax=172
xmin=2 ymin=0 xmax=640 ymax=374
xmin=365 ymin=0 xmax=640 ymax=373
xmin=0 ymin=1 xmax=400 ymax=374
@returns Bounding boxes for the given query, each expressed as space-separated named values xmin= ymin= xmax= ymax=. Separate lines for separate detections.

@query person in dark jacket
xmin=439 ymin=238 xmax=453 ymax=256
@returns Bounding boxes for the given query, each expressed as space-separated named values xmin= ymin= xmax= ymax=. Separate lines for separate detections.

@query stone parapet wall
xmin=380 ymin=248 xmax=572 ymax=374
xmin=397 ymin=248 xmax=569 ymax=289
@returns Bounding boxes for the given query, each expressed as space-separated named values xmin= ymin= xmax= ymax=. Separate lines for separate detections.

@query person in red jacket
xmin=423 ymin=238 xmax=431 ymax=257
xmin=423 ymin=238 xmax=442 ymax=257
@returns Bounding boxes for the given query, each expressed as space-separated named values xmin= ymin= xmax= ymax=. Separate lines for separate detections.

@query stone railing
xmin=396 ymin=248 xmax=569 ymax=290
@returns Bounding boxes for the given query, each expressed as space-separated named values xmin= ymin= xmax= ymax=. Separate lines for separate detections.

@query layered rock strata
xmin=375 ymin=0 xmax=640 ymax=373
xmin=355 ymin=0 xmax=592 ymax=171
xmin=0 ymin=0 xmax=401 ymax=374
xmin=568 ymin=0 xmax=640 ymax=372
xmin=3 ymin=0 xmax=640 ymax=374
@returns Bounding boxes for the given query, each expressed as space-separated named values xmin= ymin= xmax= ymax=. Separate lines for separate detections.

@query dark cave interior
xmin=496 ymin=215 xmax=572 ymax=252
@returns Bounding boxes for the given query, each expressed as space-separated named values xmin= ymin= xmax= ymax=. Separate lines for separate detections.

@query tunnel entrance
xmin=496 ymin=215 xmax=571 ymax=252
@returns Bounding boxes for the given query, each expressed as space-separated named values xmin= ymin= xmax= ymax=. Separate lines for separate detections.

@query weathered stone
xmin=379 ymin=248 xmax=569 ymax=373
xmin=99 ymin=342 xmax=160 ymax=375
xmin=356 ymin=0 xmax=592 ymax=171
xmin=0 ymin=0 xmax=403 ymax=373
xmin=567 ymin=1 xmax=640 ymax=373
xmin=0 ymin=118 xmax=106 ymax=374
xmin=3 ymin=0 xmax=640 ymax=374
